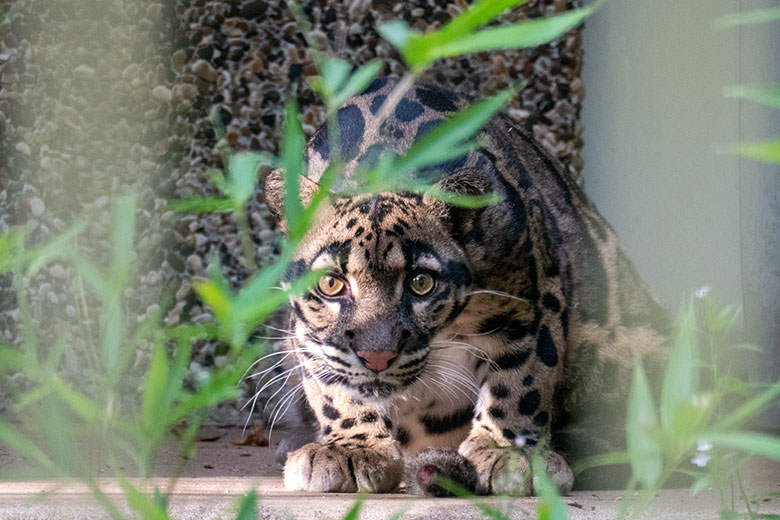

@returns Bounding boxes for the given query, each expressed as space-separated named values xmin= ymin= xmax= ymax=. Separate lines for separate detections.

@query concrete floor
xmin=1 ymin=427 xmax=779 ymax=519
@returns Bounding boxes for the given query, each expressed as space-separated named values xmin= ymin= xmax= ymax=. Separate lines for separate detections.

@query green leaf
xmin=120 ymin=478 xmax=171 ymax=520
xmin=396 ymin=4 xmax=597 ymax=67
xmin=192 ymin=278 xmax=232 ymax=323
xmin=706 ymin=432 xmax=780 ymax=462
xmin=0 ymin=345 xmax=24 ymax=373
xmin=236 ymin=268 xmax=323 ymax=334
xmin=439 ymin=0 xmax=530 ymax=42
xmin=376 ymin=21 xmax=417 ymax=56
xmin=433 ymin=477 xmax=510 ymax=520
xmin=24 ymin=220 xmax=87 ymax=276
xmin=227 ymin=152 xmax=267 ymax=206
xmin=70 ymin=254 xmax=111 ymax=301
xmin=209 ymin=168 xmax=228 ymax=193
xmin=109 ymin=194 xmax=136 ymax=285
xmin=428 ymin=5 xmax=594 ymax=61
xmin=532 ymin=454 xmax=569 ymax=520
xmin=142 ymin=345 xmax=170 ymax=434
xmin=725 ymin=139 xmax=780 ymax=165
xmin=626 ymin=359 xmax=662 ymax=486
xmin=321 ymin=58 xmax=352 ymax=99
xmin=716 ymin=375 xmax=752 ymax=399
xmin=715 ymin=378 xmax=780 ymax=431
xmin=571 ymin=451 xmax=630 ymax=476
xmin=169 ymin=198 xmax=235 ymax=213
xmin=732 ymin=343 xmax=764 ymax=354
xmin=423 ymin=185 xmax=504 ymax=209
xmin=330 ymin=60 xmax=383 ymax=108
xmin=393 ymin=87 xmax=516 ymax=176
xmin=689 ymin=474 xmax=713 ymax=496
xmin=660 ymin=301 xmax=699 ymax=436
xmin=235 ymin=490 xmax=258 ymax=520
xmin=342 ymin=496 xmax=365 ymax=520
xmin=715 ymin=6 xmax=780 ymax=28
xmin=0 ymin=228 xmax=24 ymax=273
xmin=723 ymin=85 xmax=780 ymax=109
xmin=0 ymin=417 xmax=59 ymax=474
xmin=49 ymin=375 xmax=99 ymax=422
xmin=281 ymin=96 xmax=307 ymax=240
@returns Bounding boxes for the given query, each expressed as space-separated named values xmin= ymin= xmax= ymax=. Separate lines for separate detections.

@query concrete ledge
xmin=1 ymin=428 xmax=778 ymax=519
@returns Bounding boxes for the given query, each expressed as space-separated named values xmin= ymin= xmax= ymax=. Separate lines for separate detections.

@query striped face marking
xmin=287 ymin=194 xmax=474 ymax=399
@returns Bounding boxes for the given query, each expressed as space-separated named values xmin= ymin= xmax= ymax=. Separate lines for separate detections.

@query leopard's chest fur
xmin=261 ymin=78 xmax=669 ymax=495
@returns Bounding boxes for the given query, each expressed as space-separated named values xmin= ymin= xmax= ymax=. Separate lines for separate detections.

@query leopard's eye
xmin=317 ymin=275 xmax=346 ymax=297
xmin=407 ymin=272 xmax=436 ymax=296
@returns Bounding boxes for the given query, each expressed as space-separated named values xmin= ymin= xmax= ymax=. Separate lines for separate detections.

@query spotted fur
xmin=260 ymin=78 xmax=669 ymax=495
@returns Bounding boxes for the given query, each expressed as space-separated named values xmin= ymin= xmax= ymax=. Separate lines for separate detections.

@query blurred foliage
xmin=4 ymin=1 xmax=777 ymax=519
xmin=719 ymin=11 xmax=780 ymax=166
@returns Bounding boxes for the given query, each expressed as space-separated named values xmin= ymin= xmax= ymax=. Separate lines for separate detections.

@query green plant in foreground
xmin=718 ymin=6 xmax=780 ymax=166
xmin=574 ymin=292 xmax=780 ymax=520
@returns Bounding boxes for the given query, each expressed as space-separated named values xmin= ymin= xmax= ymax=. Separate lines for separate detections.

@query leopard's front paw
xmin=459 ymin=439 xmax=573 ymax=496
xmin=283 ymin=442 xmax=403 ymax=492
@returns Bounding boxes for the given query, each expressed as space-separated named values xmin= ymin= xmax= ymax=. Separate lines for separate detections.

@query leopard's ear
xmin=423 ymin=167 xmax=495 ymax=235
xmin=262 ymin=168 xmax=321 ymax=233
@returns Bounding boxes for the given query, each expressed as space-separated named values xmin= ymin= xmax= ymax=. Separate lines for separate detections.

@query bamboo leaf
xmin=706 ymin=432 xmax=780 ymax=462
xmin=49 ymin=375 xmax=99 ymax=422
xmin=434 ymin=477 xmax=509 ymax=520
xmin=532 ymin=454 xmax=569 ymax=520
xmin=725 ymin=139 xmax=780 ymax=165
xmin=227 ymin=152 xmax=267 ymax=206
xmin=715 ymin=378 xmax=780 ymax=431
xmin=393 ymin=87 xmax=516 ymax=176
xmin=439 ymin=0 xmax=530 ymax=41
xmin=0 ymin=346 xmax=25 ymax=373
xmin=321 ymin=58 xmax=352 ymax=99
xmin=120 ymin=478 xmax=171 ymax=520
xmin=571 ymin=451 xmax=630 ymax=476
xmin=0 ymin=418 xmax=59 ymax=474
xmin=330 ymin=60 xmax=383 ymax=108
xmin=343 ymin=496 xmax=365 ymax=520
xmin=660 ymin=301 xmax=699 ymax=435
xmin=376 ymin=21 xmax=417 ymax=57
xmin=142 ymin=345 xmax=170 ymax=434
xmin=169 ymin=198 xmax=235 ymax=213
xmin=24 ymin=220 xmax=87 ymax=277
xmin=281 ymin=96 xmax=307 ymax=240
xmin=627 ymin=360 xmax=662 ymax=486
xmin=723 ymin=85 xmax=780 ymax=109
xmin=235 ymin=490 xmax=259 ymax=520
xmin=192 ymin=278 xmax=232 ymax=322
xmin=690 ymin=474 xmax=713 ymax=496
xmin=715 ymin=6 xmax=780 ymax=28
xmin=109 ymin=195 xmax=136 ymax=285
xmin=399 ymin=4 xmax=597 ymax=67
xmin=0 ymin=228 xmax=24 ymax=273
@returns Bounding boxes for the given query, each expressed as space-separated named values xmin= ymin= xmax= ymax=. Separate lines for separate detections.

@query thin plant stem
xmin=736 ymin=468 xmax=754 ymax=519
xmin=235 ymin=207 xmax=256 ymax=276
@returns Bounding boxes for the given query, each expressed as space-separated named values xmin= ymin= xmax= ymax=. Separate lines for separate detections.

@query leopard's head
xmin=264 ymin=185 xmax=484 ymax=399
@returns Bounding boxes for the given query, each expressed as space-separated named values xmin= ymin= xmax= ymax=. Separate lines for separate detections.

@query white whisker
xmin=466 ymin=289 xmax=529 ymax=304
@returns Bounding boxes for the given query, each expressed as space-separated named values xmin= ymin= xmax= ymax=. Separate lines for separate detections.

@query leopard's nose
xmin=356 ymin=351 xmax=398 ymax=373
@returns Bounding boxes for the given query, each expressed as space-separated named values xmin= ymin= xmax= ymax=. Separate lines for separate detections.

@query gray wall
xmin=582 ymin=0 xmax=780 ymax=426
xmin=581 ymin=0 xmax=743 ymax=311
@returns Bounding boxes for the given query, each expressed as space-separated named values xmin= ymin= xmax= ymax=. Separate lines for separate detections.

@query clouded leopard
xmin=260 ymin=77 xmax=669 ymax=495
